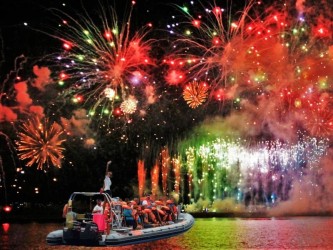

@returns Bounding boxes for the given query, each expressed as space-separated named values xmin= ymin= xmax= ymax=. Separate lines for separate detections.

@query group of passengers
xmin=63 ymin=194 xmax=179 ymax=232
xmin=121 ymin=194 xmax=179 ymax=230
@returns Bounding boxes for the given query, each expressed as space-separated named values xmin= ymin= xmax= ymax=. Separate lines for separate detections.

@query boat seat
xmin=76 ymin=213 xmax=86 ymax=220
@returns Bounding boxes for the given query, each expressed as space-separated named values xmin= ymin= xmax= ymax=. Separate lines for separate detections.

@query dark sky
xmin=0 ymin=0 xmax=183 ymax=72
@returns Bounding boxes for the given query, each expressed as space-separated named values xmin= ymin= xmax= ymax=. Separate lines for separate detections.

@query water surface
xmin=2 ymin=217 xmax=333 ymax=249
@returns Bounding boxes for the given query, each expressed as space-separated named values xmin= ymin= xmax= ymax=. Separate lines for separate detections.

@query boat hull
xmin=46 ymin=213 xmax=194 ymax=246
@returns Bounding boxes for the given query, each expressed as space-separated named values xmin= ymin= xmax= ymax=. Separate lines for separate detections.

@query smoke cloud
xmin=31 ymin=66 xmax=53 ymax=91
xmin=0 ymin=104 xmax=18 ymax=122
xmin=61 ymin=109 xmax=93 ymax=137
xmin=14 ymin=81 xmax=33 ymax=110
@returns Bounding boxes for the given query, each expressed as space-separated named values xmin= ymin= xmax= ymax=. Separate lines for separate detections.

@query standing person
xmin=103 ymin=161 xmax=113 ymax=197
xmin=92 ymin=199 xmax=105 ymax=232
xmin=92 ymin=199 xmax=103 ymax=214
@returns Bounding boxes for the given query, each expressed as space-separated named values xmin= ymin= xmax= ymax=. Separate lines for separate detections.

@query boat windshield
xmin=71 ymin=194 xmax=105 ymax=214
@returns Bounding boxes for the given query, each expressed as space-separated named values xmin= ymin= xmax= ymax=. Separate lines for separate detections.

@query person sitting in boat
xmin=160 ymin=203 xmax=176 ymax=224
xmin=152 ymin=200 xmax=168 ymax=223
xmin=151 ymin=206 xmax=164 ymax=225
xmin=64 ymin=201 xmax=78 ymax=229
xmin=62 ymin=203 xmax=69 ymax=218
xmin=129 ymin=200 xmax=137 ymax=207
xmin=140 ymin=206 xmax=159 ymax=228
xmin=123 ymin=203 xmax=135 ymax=228
xmin=166 ymin=199 xmax=178 ymax=222
xmin=92 ymin=199 xmax=103 ymax=214
xmin=153 ymin=200 xmax=168 ymax=223
xmin=133 ymin=197 xmax=140 ymax=206
xmin=141 ymin=194 xmax=153 ymax=208
xmin=141 ymin=212 xmax=152 ymax=228
xmin=132 ymin=204 xmax=143 ymax=229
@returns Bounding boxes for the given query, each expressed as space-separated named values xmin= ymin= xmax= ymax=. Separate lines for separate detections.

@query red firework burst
xmin=305 ymin=108 xmax=333 ymax=137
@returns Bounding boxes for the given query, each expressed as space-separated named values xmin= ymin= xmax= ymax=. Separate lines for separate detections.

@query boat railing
xmin=111 ymin=202 xmax=123 ymax=229
xmin=177 ymin=204 xmax=182 ymax=220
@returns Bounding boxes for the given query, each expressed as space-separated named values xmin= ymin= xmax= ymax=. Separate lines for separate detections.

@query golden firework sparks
xmin=17 ymin=116 xmax=66 ymax=170
xmin=120 ymin=96 xmax=138 ymax=114
xmin=183 ymin=81 xmax=209 ymax=108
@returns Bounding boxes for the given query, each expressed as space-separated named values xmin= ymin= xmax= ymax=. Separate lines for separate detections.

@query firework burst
xmin=17 ymin=116 xmax=65 ymax=170
xmin=166 ymin=0 xmax=333 ymax=140
xmin=305 ymin=107 xmax=333 ymax=138
xmin=50 ymin=1 xmax=155 ymax=118
xmin=166 ymin=1 xmax=257 ymax=89
xmin=183 ymin=81 xmax=209 ymax=108
xmin=169 ymin=0 xmax=333 ymax=91
xmin=120 ymin=95 xmax=138 ymax=114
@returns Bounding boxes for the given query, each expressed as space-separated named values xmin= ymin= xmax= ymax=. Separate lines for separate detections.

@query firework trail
xmin=47 ymin=1 xmax=155 ymax=119
xmin=137 ymin=160 xmax=146 ymax=198
xmin=150 ymin=162 xmax=159 ymax=197
xmin=161 ymin=148 xmax=170 ymax=196
xmin=153 ymin=135 xmax=328 ymax=210
xmin=172 ymin=156 xmax=181 ymax=195
xmin=16 ymin=115 xmax=65 ymax=170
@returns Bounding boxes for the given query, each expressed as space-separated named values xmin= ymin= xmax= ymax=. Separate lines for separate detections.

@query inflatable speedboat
xmin=46 ymin=192 xmax=194 ymax=246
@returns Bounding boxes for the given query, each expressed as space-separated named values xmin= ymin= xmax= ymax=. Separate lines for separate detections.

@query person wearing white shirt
xmin=103 ymin=171 xmax=112 ymax=197
xmin=92 ymin=199 xmax=103 ymax=214
xmin=142 ymin=194 xmax=153 ymax=208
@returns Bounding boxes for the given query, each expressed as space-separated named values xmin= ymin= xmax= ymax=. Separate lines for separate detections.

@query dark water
xmin=2 ymin=217 xmax=333 ymax=249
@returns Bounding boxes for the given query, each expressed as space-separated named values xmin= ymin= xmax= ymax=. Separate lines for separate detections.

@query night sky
xmin=0 ymin=0 xmax=177 ymax=70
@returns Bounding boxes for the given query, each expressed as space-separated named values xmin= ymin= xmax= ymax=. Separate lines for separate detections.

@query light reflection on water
xmin=2 ymin=217 xmax=333 ymax=249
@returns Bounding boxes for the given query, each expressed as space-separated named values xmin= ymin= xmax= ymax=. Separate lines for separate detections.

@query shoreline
xmin=190 ymin=211 xmax=333 ymax=218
